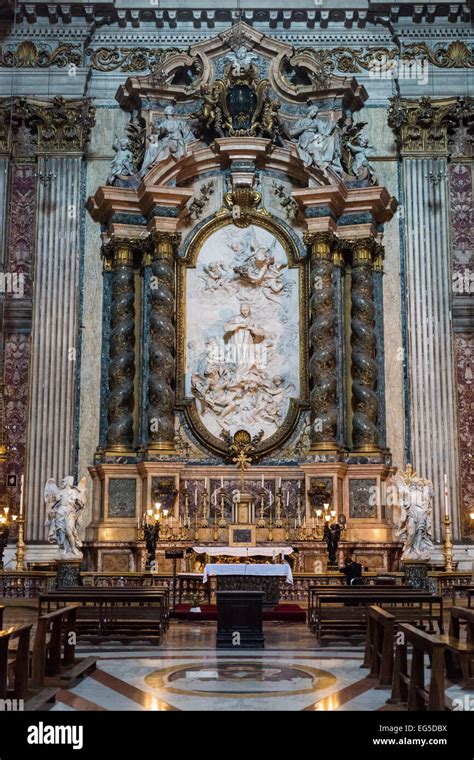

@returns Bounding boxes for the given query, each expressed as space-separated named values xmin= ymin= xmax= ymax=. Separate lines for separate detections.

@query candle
xmin=194 ymin=487 xmax=198 ymax=506
xmin=221 ymin=476 xmax=224 ymax=488
xmin=19 ymin=474 xmax=24 ymax=515
xmin=205 ymin=477 xmax=208 ymax=489
xmin=444 ymin=473 xmax=449 ymax=518
xmin=286 ymin=491 xmax=289 ymax=507
xmin=277 ymin=477 xmax=281 ymax=489
xmin=312 ymin=517 xmax=315 ymax=529
xmin=261 ymin=474 xmax=264 ymax=487
xmin=298 ymin=480 xmax=300 ymax=491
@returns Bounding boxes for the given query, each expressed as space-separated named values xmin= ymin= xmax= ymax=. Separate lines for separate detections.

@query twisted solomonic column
xmin=105 ymin=240 xmax=136 ymax=451
xmin=350 ymin=238 xmax=380 ymax=451
xmin=147 ymin=232 xmax=180 ymax=453
xmin=305 ymin=232 xmax=339 ymax=451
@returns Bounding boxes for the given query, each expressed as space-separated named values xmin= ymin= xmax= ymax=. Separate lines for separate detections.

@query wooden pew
xmin=307 ymin=586 xmax=435 ymax=633
xmin=0 ymin=624 xmax=32 ymax=701
xmin=31 ymin=606 xmax=96 ymax=688
xmin=39 ymin=587 xmax=170 ymax=629
xmin=389 ymin=623 xmax=451 ymax=711
xmin=442 ymin=606 xmax=474 ymax=689
xmin=310 ymin=589 xmax=444 ymax=644
xmin=364 ymin=606 xmax=395 ymax=687
xmin=39 ymin=590 xmax=168 ymax=643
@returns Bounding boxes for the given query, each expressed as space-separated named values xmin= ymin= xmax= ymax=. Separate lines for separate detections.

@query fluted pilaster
xmin=306 ymin=232 xmax=339 ymax=451
xmin=147 ymin=232 xmax=180 ymax=452
xmin=105 ymin=240 xmax=135 ymax=451
xmin=350 ymin=238 xmax=379 ymax=451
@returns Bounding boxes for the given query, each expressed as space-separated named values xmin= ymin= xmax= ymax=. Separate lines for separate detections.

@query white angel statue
xmin=224 ymin=46 xmax=259 ymax=77
xmin=44 ymin=476 xmax=87 ymax=559
xmin=391 ymin=465 xmax=434 ymax=561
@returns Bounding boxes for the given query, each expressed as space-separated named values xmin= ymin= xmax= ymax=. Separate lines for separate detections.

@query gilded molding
xmin=0 ymin=41 xmax=81 ymax=68
xmin=85 ymin=46 xmax=184 ymax=73
xmin=152 ymin=231 xmax=181 ymax=258
xmin=304 ymin=42 xmax=473 ymax=74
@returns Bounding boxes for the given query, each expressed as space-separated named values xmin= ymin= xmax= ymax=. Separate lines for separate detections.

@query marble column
xmin=404 ymin=157 xmax=460 ymax=540
xmin=25 ymin=157 xmax=81 ymax=540
xmin=306 ymin=232 xmax=339 ymax=451
xmin=350 ymin=238 xmax=380 ymax=452
xmin=146 ymin=232 xmax=179 ymax=453
xmin=105 ymin=240 xmax=136 ymax=452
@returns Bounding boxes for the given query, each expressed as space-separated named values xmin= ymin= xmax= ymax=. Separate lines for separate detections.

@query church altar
xmin=202 ymin=563 xmax=293 ymax=584
xmin=203 ymin=562 xmax=293 ymax=606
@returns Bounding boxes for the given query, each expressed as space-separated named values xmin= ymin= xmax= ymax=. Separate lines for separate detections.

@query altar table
xmin=203 ymin=563 xmax=293 ymax=605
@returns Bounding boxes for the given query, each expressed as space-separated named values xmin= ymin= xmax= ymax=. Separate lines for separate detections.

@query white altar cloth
xmin=193 ymin=546 xmax=293 ymax=558
xmin=202 ymin=563 xmax=293 ymax=584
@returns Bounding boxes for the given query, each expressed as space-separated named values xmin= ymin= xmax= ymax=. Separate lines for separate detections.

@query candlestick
xmin=218 ymin=493 xmax=226 ymax=528
xmin=443 ymin=513 xmax=454 ymax=572
xmin=15 ymin=515 xmax=26 ymax=570
xmin=19 ymin=474 xmax=24 ymax=516
xmin=444 ymin=473 xmax=449 ymax=518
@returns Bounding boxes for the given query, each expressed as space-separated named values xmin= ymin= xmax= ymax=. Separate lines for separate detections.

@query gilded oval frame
xmin=176 ymin=211 xmax=309 ymax=459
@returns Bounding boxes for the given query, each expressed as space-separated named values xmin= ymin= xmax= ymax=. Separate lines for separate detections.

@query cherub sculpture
xmin=347 ymin=137 xmax=377 ymax=183
xmin=44 ymin=476 xmax=87 ymax=559
xmin=107 ymin=136 xmax=135 ymax=185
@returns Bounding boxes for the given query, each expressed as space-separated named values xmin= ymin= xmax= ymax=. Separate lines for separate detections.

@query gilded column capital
xmin=304 ymin=231 xmax=337 ymax=260
xmin=350 ymin=237 xmax=376 ymax=267
xmin=151 ymin=231 xmax=181 ymax=259
xmin=102 ymin=239 xmax=135 ymax=269
xmin=387 ymin=95 xmax=472 ymax=156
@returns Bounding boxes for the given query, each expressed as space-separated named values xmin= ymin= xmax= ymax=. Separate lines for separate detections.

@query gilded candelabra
xmin=257 ymin=491 xmax=266 ymax=527
xmin=218 ymin=493 xmax=227 ymax=528
xmin=274 ymin=489 xmax=283 ymax=528
xmin=443 ymin=514 xmax=454 ymax=573
xmin=15 ymin=514 xmax=26 ymax=571
xmin=200 ymin=491 xmax=209 ymax=528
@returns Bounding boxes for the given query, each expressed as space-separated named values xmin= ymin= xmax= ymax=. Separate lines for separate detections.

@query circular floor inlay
xmin=144 ymin=661 xmax=337 ymax=698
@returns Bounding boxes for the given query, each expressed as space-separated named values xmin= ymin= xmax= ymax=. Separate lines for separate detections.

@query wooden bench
xmin=0 ymin=623 xmax=32 ymax=701
xmin=311 ymin=591 xmax=443 ymax=645
xmin=39 ymin=590 xmax=168 ymax=643
xmin=40 ymin=587 xmax=170 ymax=630
xmin=31 ymin=606 xmax=96 ymax=688
xmin=388 ymin=623 xmax=452 ymax=711
xmin=441 ymin=606 xmax=474 ymax=689
xmin=364 ymin=606 xmax=396 ymax=687
xmin=307 ymin=585 xmax=429 ymax=632
xmin=309 ymin=586 xmax=443 ymax=643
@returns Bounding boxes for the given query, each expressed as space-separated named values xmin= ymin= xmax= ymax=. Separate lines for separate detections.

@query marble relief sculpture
xmin=224 ymin=45 xmax=259 ymax=77
xmin=140 ymin=105 xmax=194 ymax=176
xmin=186 ymin=225 xmax=299 ymax=440
xmin=44 ymin=476 xmax=87 ymax=559
xmin=392 ymin=465 xmax=434 ymax=561
xmin=289 ymin=105 xmax=343 ymax=177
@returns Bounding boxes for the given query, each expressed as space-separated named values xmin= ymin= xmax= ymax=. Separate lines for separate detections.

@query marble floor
xmin=44 ymin=621 xmax=472 ymax=712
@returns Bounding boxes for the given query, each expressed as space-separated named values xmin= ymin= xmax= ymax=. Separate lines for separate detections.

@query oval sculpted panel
xmin=185 ymin=223 xmax=300 ymax=442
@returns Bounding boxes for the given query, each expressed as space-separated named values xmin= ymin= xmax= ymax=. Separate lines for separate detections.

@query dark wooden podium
xmin=216 ymin=591 xmax=265 ymax=649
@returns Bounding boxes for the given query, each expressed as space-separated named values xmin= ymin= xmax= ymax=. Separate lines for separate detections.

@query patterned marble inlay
xmin=145 ymin=661 xmax=337 ymax=698
xmin=453 ymin=333 xmax=473 ymax=536
xmin=108 ymin=478 xmax=137 ymax=518
xmin=348 ymin=479 xmax=377 ymax=518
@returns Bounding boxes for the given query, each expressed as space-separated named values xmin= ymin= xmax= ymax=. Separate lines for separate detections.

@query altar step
xmin=172 ymin=604 xmax=306 ymax=623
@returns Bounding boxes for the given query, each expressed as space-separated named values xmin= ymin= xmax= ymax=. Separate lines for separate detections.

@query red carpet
xmin=172 ymin=604 xmax=306 ymax=623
